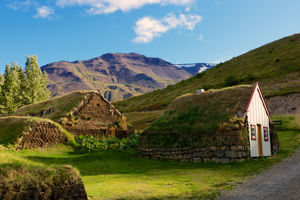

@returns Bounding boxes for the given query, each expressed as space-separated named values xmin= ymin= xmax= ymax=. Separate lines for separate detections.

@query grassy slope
xmin=14 ymin=91 xmax=91 ymax=122
xmin=0 ymin=117 xmax=26 ymax=145
xmin=124 ymin=110 xmax=164 ymax=130
xmin=0 ymin=150 xmax=81 ymax=196
xmin=0 ymin=116 xmax=75 ymax=146
xmin=114 ymin=33 xmax=300 ymax=113
xmin=1 ymin=115 xmax=298 ymax=199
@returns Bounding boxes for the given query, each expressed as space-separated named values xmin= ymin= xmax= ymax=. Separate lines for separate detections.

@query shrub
xmin=223 ymin=75 xmax=239 ymax=87
xmin=75 ymin=134 xmax=139 ymax=153
xmin=202 ymin=84 xmax=213 ymax=90
xmin=243 ymin=73 xmax=256 ymax=82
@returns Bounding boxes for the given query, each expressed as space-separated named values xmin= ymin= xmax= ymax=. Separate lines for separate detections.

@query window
xmin=263 ymin=127 xmax=269 ymax=141
xmin=250 ymin=125 xmax=256 ymax=140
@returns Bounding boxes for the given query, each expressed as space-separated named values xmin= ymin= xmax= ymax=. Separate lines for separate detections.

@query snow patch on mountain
xmin=174 ymin=63 xmax=216 ymax=75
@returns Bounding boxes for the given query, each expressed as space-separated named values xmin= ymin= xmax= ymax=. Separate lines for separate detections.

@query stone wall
xmin=17 ymin=121 xmax=68 ymax=149
xmin=270 ymin=123 xmax=280 ymax=155
xmin=139 ymin=145 xmax=250 ymax=163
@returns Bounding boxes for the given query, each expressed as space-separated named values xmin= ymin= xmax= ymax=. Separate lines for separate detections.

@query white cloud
xmin=34 ymin=6 xmax=54 ymax=19
xmin=56 ymin=0 xmax=194 ymax=14
xmin=7 ymin=0 xmax=35 ymax=11
xmin=133 ymin=13 xmax=202 ymax=43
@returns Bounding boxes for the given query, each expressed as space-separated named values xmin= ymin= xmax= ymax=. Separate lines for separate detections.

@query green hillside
xmin=114 ymin=33 xmax=300 ymax=113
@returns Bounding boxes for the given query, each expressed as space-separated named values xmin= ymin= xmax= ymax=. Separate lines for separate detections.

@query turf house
xmin=138 ymin=83 xmax=280 ymax=163
xmin=14 ymin=91 xmax=133 ymax=138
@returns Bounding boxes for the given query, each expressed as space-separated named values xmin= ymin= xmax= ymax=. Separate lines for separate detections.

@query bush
xmin=223 ymin=75 xmax=239 ymax=87
xmin=243 ymin=73 xmax=256 ymax=82
xmin=202 ymin=84 xmax=213 ymax=90
xmin=75 ymin=134 xmax=139 ymax=153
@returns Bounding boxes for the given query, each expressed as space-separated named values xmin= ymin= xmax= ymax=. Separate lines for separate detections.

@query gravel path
xmin=217 ymin=148 xmax=300 ymax=200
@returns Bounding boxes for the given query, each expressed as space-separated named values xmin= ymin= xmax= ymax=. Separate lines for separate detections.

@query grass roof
xmin=14 ymin=90 xmax=97 ymax=122
xmin=144 ymin=85 xmax=254 ymax=136
xmin=0 ymin=116 xmax=74 ymax=146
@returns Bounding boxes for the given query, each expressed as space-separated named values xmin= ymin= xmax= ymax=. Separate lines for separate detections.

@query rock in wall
xmin=139 ymin=145 xmax=250 ymax=163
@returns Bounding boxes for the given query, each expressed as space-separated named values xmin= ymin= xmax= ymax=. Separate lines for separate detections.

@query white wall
xmin=247 ymin=85 xmax=271 ymax=157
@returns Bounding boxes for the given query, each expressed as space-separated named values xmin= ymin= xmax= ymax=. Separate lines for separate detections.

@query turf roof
xmin=14 ymin=90 xmax=98 ymax=122
xmin=144 ymin=85 xmax=254 ymax=136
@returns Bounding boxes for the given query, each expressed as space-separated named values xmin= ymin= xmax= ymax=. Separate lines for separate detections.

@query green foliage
xmin=0 ymin=74 xmax=3 ymax=84
xmin=22 ymin=55 xmax=50 ymax=105
xmin=0 ymin=63 xmax=24 ymax=114
xmin=0 ymin=55 xmax=50 ymax=114
xmin=223 ymin=75 xmax=239 ymax=87
xmin=75 ymin=134 xmax=139 ymax=153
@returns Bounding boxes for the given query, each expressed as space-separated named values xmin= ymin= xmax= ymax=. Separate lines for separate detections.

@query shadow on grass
xmin=25 ymin=150 xmax=220 ymax=176
xmin=23 ymin=148 xmax=287 ymax=177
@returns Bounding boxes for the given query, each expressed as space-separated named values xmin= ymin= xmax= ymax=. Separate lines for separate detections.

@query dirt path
xmin=217 ymin=148 xmax=300 ymax=200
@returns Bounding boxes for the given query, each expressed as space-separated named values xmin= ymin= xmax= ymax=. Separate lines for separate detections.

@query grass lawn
xmin=1 ymin=115 xmax=299 ymax=199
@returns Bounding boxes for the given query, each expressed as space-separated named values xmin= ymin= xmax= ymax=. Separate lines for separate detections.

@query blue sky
xmin=1 ymin=0 xmax=300 ymax=73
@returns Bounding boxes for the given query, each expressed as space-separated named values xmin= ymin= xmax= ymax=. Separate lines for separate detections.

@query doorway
xmin=257 ymin=124 xmax=263 ymax=156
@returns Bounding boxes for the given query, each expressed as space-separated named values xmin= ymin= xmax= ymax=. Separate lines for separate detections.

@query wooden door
xmin=257 ymin=124 xmax=263 ymax=156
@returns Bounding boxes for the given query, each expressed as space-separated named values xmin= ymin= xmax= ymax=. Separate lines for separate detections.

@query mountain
xmin=174 ymin=63 xmax=216 ymax=75
xmin=41 ymin=53 xmax=192 ymax=101
xmin=114 ymin=33 xmax=300 ymax=113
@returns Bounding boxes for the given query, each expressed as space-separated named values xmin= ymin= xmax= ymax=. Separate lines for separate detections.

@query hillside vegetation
xmin=114 ymin=33 xmax=300 ymax=113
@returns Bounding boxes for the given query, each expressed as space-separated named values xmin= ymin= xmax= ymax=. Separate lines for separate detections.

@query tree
xmin=0 ymin=55 xmax=51 ymax=114
xmin=23 ymin=55 xmax=50 ymax=105
xmin=0 ymin=74 xmax=3 ymax=84
xmin=0 ymin=63 xmax=24 ymax=113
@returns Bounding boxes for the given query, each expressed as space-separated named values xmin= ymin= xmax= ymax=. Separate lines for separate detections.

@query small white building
xmin=246 ymin=82 xmax=272 ymax=157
